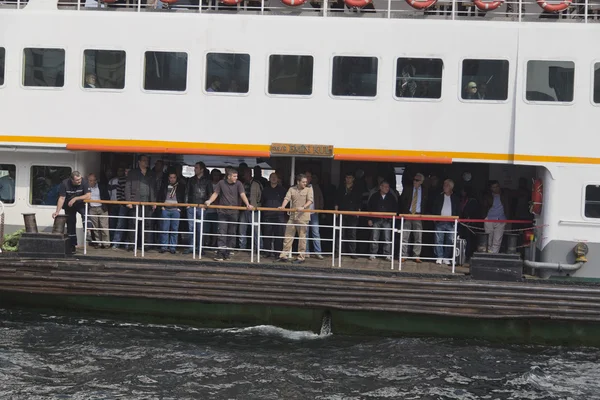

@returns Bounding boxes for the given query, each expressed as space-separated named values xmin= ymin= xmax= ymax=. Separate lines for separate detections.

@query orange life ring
xmin=405 ymin=0 xmax=437 ymax=9
xmin=530 ymin=178 xmax=543 ymax=215
xmin=536 ymin=0 xmax=571 ymax=12
xmin=473 ymin=0 xmax=503 ymax=10
xmin=282 ymin=0 xmax=307 ymax=5
xmin=344 ymin=0 xmax=372 ymax=7
xmin=221 ymin=0 xmax=243 ymax=5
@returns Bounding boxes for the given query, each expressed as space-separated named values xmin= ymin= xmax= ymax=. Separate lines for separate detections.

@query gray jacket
xmin=125 ymin=168 xmax=156 ymax=202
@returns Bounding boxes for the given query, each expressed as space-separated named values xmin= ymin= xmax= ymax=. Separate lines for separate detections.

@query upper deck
xmin=1 ymin=0 xmax=600 ymax=166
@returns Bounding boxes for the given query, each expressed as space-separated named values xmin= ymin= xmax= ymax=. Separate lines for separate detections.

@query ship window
xmin=268 ymin=55 xmax=313 ymax=96
xmin=83 ymin=50 xmax=126 ymax=90
xmin=23 ymin=48 xmax=65 ymax=88
xmin=332 ymin=56 xmax=378 ymax=97
xmin=144 ymin=51 xmax=188 ymax=92
xmin=205 ymin=53 xmax=250 ymax=94
xmin=0 ymin=164 xmax=16 ymax=205
xmin=594 ymin=63 xmax=600 ymax=104
xmin=526 ymin=60 xmax=574 ymax=102
xmin=30 ymin=166 xmax=72 ymax=206
xmin=461 ymin=59 xmax=509 ymax=101
xmin=395 ymin=58 xmax=443 ymax=99
xmin=585 ymin=185 xmax=600 ymax=218
xmin=0 ymin=47 xmax=5 ymax=86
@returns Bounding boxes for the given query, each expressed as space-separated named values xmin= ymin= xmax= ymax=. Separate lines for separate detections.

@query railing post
xmin=84 ymin=202 xmax=89 ymax=255
xmin=390 ymin=216 xmax=396 ymax=270
xmin=585 ymin=0 xmax=589 ymax=22
xmin=338 ymin=214 xmax=343 ymax=268
xmin=199 ymin=207 xmax=205 ymax=259
xmin=77 ymin=0 xmax=81 ymax=11
xmin=518 ymin=0 xmax=522 ymax=22
xmin=331 ymin=213 xmax=336 ymax=267
xmin=137 ymin=0 xmax=142 ymax=12
xmin=387 ymin=0 xmax=392 ymax=18
xmin=323 ymin=0 xmax=328 ymax=17
xmin=192 ymin=207 xmax=197 ymax=259
xmin=133 ymin=205 xmax=139 ymax=257
xmin=260 ymin=0 xmax=264 ymax=14
xmin=250 ymin=209 xmax=255 ymax=263
xmin=451 ymin=0 xmax=456 ymax=19
xmin=141 ymin=205 xmax=145 ymax=257
xmin=257 ymin=210 xmax=262 ymax=263
xmin=452 ymin=218 xmax=458 ymax=274
xmin=398 ymin=216 xmax=404 ymax=271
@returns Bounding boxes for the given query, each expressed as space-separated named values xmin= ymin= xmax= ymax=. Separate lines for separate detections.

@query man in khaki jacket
xmin=276 ymin=174 xmax=314 ymax=264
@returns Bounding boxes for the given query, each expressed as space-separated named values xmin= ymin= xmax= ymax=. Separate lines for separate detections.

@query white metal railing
xmin=82 ymin=200 xmax=468 ymax=272
xmin=0 ymin=200 xmax=4 ymax=254
xmin=53 ymin=0 xmax=600 ymax=23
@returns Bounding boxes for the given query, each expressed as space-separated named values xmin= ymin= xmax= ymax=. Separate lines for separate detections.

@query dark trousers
xmin=128 ymin=205 xmax=154 ymax=248
xmin=109 ymin=204 xmax=120 ymax=241
xmin=262 ymin=215 xmax=285 ymax=254
xmin=217 ymin=212 xmax=238 ymax=257
xmin=340 ymin=215 xmax=358 ymax=254
xmin=66 ymin=202 xmax=86 ymax=249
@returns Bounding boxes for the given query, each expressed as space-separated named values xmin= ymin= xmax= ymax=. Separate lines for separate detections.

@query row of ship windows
xmin=0 ymin=47 xmax=598 ymax=102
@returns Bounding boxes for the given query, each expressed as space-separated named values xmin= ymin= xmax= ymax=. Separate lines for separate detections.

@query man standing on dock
xmin=483 ymin=180 xmax=511 ymax=253
xmin=52 ymin=171 xmax=91 ymax=252
xmin=125 ymin=155 xmax=156 ymax=251
xmin=204 ymin=168 xmax=253 ymax=261
xmin=276 ymin=174 xmax=314 ymax=264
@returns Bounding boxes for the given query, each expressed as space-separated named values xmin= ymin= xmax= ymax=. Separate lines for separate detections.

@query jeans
xmin=340 ymin=215 xmax=358 ymax=255
xmin=238 ymin=210 xmax=261 ymax=251
xmin=308 ymin=213 xmax=322 ymax=254
xmin=112 ymin=205 xmax=131 ymax=246
xmin=261 ymin=215 xmax=285 ymax=254
xmin=127 ymin=205 xmax=154 ymax=249
xmin=66 ymin=202 xmax=86 ymax=249
xmin=204 ymin=211 xmax=218 ymax=247
xmin=434 ymin=222 xmax=455 ymax=259
xmin=369 ymin=219 xmax=392 ymax=256
xmin=217 ymin=212 xmax=238 ymax=257
xmin=108 ymin=204 xmax=120 ymax=241
xmin=160 ymin=208 xmax=180 ymax=251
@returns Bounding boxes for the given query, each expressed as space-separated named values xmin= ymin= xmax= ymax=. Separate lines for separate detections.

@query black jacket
xmin=157 ymin=181 xmax=186 ymax=208
xmin=367 ymin=191 xmax=398 ymax=221
xmin=431 ymin=192 xmax=460 ymax=217
xmin=261 ymin=184 xmax=287 ymax=220
xmin=336 ymin=185 xmax=362 ymax=212
xmin=185 ymin=175 xmax=213 ymax=204
xmin=399 ymin=185 xmax=428 ymax=214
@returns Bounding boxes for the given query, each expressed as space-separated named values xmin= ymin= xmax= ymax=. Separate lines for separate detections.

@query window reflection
xmin=396 ymin=58 xmax=443 ymax=99
xmin=30 ymin=166 xmax=72 ymax=206
xmin=0 ymin=164 xmax=15 ymax=204
xmin=0 ymin=48 xmax=5 ymax=86
xmin=526 ymin=60 xmax=574 ymax=102
xmin=83 ymin=50 xmax=126 ymax=90
xmin=206 ymin=53 xmax=250 ymax=94
xmin=585 ymin=185 xmax=600 ymax=218
xmin=461 ymin=59 xmax=509 ymax=101
xmin=268 ymin=55 xmax=313 ymax=96
xmin=332 ymin=56 xmax=378 ymax=97
xmin=144 ymin=51 xmax=188 ymax=92
xmin=23 ymin=48 xmax=65 ymax=88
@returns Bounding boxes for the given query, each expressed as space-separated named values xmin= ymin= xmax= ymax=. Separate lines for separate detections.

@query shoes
xmin=435 ymin=258 xmax=442 ymax=264
xmin=369 ymin=256 xmax=376 ymax=261
xmin=292 ymin=259 xmax=305 ymax=264
xmin=385 ymin=256 xmax=392 ymax=262
xmin=262 ymin=253 xmax=272 ymax=258
xmin=443 ymin=259 xmax=451 ymax=265
xmin=274 ymin=258 xmax=289 ymax=263
xmin=214 ymin=255 xmax=225 ymax=261
xmin=415 ymin=258 xmax=422 ymax=264
xmin=401 ymin=258 xmax=406 ymax=262
xmin=182 ymin=248 xmax=193 ymax=255
xmin=159 ymin=248 xmax=166 ymax=254
xmin=313 ymin=254 xmax=324 ymax=260
xmin=112 ymin=245 xmax=120 ymax=250
xmin=169 ymin=249 xmax=176 ymax=254
xmin=350 ymin=255 xmax=358 ymax=260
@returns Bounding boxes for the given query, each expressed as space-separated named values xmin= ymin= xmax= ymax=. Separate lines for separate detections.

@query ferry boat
xmin=0 ymin=0 xmax=599 ymax=281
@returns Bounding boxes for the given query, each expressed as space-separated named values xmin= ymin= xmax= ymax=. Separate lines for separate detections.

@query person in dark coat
xmin=367 ymin=181 xmax=397 ymax=261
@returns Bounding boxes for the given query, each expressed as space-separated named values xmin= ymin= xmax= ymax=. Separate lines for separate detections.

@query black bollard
xmin=476 ymin=233 xmax=489 ymax=253
xmin=52 ymin=215 xmax=68 ymax=234
xmin=505 ymin=234 xmax=518 ymax=254
xmin=22 ymin=213 xmax=38 ymax=233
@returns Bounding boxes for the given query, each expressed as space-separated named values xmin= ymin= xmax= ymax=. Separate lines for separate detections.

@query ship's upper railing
xmin=2 ymin=0 xmax=600 ymax=23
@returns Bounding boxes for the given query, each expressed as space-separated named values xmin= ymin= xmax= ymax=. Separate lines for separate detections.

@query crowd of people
xmin=50 ymin=155 xmax=533 ymax=265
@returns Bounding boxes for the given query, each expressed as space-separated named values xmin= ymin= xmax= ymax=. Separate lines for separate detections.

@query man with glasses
xmin=399 ymin=173 xmax=427 ymax=263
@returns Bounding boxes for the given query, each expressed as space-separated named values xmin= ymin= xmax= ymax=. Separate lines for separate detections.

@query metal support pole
xmin=192 ymin=207 xmax=197 ymax=259
xmin=518 ymin=0 xmax=522 ymax=22
xmin=398 ymin=217 xmax=404 ymax=271
xmin=260 ymin=0 xmax=264 ymax=14
xmin=338 ymin=214 xmax=343 ymax=268
xmin=452 ymin=218 xmax=458 ymax=274
xmin=390 ymin=217 xmax=396 ymax=270
xmin=257 ymin=210 xmax=262 ymax=263
xmin=331 ymin=213 xmax=336 ymax=267
xmin=84 ymin=202 xmax=89 ymax=255
xmin=451 ymin=0 xmax=456 ymax=19
xmin=585 ymin=0 xmax=589 ymax=22
xmin=198 ymin=207 xmax=204 ymax=260
xmin=141 ymin=205 xmax=145 ymax=257
xmin=250 ymin=210 xmax=255 ymax=263
xmin=323 ymin=0 xmax=328 ymax=17
xmin=290 ymin=156 xmax=296 ymax=187
xmin=133 ymin=205 xmax=139 ymax=257
xmin=137 ymin=0 xmax=142 ymax=12
xmin=387 ymin=0 xmax=391 ymax=18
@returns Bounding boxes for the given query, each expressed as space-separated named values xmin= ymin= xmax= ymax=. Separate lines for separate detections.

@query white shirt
xmin=441 ymin=194 xmax=452 ymax=216
xmin=90 ymin=185 xmax=102 ymax=207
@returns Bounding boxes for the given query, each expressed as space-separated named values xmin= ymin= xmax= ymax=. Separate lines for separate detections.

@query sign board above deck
xmin=270 ymin=143 xmax=334 ymax=158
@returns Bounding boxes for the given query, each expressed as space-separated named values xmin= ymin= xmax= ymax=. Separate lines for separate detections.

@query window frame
xmin=0 ymin=164 xmax=17 ymax=207
xmin=329 ymin=54 xmax=379 ymax=100
xmin=203 ymin=51 xmax=252 ymax=97
xmin=265 ymin=53 xmax=314 ymax=99
xmin=141 ymin=49 xmax=189 ymax=94
xmin=392 ymin=56 xmax=444 ymax=102
xmin=0 ymin=46 xmax=5 ymax=89
xmin=28 ymin=164 xmax=73 ymax=207
xmin=458 ymin=57 xmax=510 ymax=104
xmin=81 ymin=48 xmax=127 ymax=93
xmin=590 ymin=60 xmax=600 ymax=106
xmin=523 ymin=58 xmax=575 ymax=106
xmin=582 ymin=183 xmax=600 ymax=220
xmin=21 ymin=47 xmax=67 ymax=90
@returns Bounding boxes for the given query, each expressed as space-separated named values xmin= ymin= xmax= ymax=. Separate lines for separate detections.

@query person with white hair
xmin=399 ymin=173 xmax=427 ymax=263
xmin=431 ymin=179 xmax=460 ymax=265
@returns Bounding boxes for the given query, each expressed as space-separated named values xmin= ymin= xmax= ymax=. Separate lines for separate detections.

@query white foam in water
xmin=224 ymin=325 xmax=328 ymax=341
